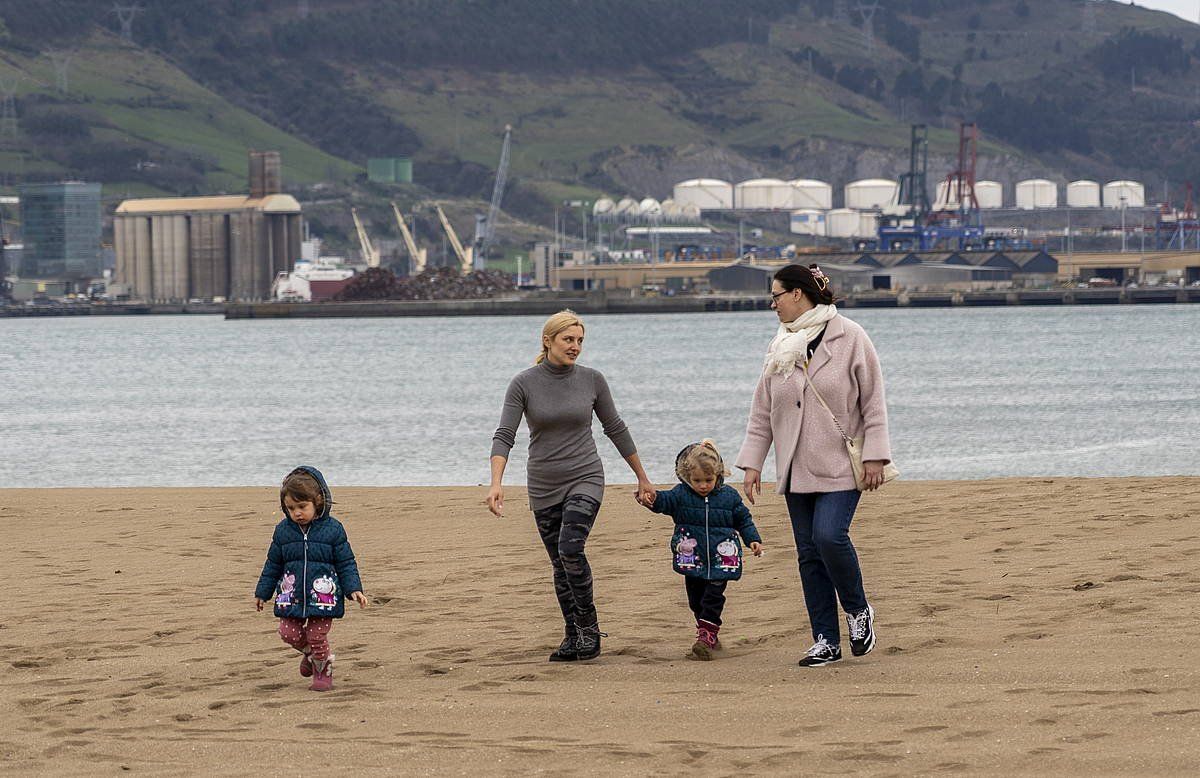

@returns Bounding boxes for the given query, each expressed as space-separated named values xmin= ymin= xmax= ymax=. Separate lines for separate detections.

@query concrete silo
xmin=673 ymin=179 xmax=733 ymax=211
xmin=845 ymin=179 xmax=898 ymax=210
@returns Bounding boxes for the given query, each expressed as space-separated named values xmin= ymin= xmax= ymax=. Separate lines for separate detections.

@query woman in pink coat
xmin=736 ymin=264 xmax=893 ymax=668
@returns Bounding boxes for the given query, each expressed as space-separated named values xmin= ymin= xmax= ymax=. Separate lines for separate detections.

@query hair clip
xmin=810 ymin=265 xmax=829 ymax=292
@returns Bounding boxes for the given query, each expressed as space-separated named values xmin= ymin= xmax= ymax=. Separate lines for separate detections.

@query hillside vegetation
xmin=1 ymin=0 xmax=1199 ymax=238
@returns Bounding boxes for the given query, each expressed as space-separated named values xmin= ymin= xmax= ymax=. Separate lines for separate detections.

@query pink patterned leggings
xmin=278 ymin=617 xmax=333 ymax=661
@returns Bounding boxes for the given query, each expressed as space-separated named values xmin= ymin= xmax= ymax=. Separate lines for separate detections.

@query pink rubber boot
xmin=309 ymin=657 xmax=333 ymax=692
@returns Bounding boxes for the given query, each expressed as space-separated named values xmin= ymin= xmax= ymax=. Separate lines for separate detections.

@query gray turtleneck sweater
xmin=491 ymin=360 xmax=637 ymax=510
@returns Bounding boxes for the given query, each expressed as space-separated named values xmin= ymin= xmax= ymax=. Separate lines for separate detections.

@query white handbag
xmin=802 ymin=362 xmax=899 ymax=491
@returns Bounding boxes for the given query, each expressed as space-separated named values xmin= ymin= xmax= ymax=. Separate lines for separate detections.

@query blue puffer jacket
xmin=254 ymin=466 xmax=364 ymax=620
xmin=651 ymin=480 xmax=762 ymax=582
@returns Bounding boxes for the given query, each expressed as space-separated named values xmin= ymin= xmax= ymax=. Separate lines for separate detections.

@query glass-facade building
xmin=18 ymin=182 xmax=102 ymax=279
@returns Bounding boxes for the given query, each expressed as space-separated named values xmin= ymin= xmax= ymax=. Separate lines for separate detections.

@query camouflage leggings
xmin=533 ymin=494 xmax=602 ymax=632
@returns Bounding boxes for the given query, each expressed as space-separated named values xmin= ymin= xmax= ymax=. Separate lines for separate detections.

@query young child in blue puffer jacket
xmin=254 ymin=466 xmax=367 ymax=691
xmin=641 ymin=440 xmax=763 ymax=660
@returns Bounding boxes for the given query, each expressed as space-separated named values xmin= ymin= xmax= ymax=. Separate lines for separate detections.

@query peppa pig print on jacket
xmin=253 ymin=466 xmax=363 ymax=620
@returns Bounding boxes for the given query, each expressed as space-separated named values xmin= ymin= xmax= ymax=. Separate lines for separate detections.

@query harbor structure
xmin=113 ymin=151 xmax=302 ymax=301
xmin=17 ymin=182 xmax=102 ymax=282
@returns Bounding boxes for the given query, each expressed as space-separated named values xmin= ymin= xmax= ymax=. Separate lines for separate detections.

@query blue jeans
xmin=785 ymin=490 xmax=868 ymax=645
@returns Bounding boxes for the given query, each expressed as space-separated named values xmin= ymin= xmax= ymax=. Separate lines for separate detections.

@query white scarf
xmin=764 ymin=304 xmax=837 ymax=376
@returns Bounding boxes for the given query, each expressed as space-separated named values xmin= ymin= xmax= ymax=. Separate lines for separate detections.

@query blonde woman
xmin=488 ymin=310 xmax=655 ymax=662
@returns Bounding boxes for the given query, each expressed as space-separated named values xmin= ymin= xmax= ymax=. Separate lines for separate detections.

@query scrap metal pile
xmin=332 ymin=267 xmax=516 ymax=302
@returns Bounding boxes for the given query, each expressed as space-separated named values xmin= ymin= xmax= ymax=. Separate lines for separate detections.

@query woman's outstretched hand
xmin=743 ymin=468 xmax=762 ymax=505
xmin=486 ymin=484 xmax=505 ymax=516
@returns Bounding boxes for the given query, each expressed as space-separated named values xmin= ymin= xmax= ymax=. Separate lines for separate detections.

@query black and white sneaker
xmin=797 ymin=635 xmax=842 ymax=667
xmin=847 ymin=604 xmax=876 ymax=657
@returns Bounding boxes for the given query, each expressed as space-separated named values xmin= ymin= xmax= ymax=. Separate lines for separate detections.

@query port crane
xmin=473 ymin=124 xmax=512 ymax=271
xmin=351 ymin=207 xmax=380 ymax=267
xmin=435 ymin=204 xmax=472 ymax=273
xmin=390 ymin=202 xmax=426 ymax=274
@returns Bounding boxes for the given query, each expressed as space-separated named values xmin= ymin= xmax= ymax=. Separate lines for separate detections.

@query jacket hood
xmin=674 ymin=442 xmax=726 ymax=490
xmin=281 ymin=465 xmax=333 ymax=519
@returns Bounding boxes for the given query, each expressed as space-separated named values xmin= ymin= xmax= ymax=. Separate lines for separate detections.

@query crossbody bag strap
xmin=801 ymin=361 xmax=853 ymax=445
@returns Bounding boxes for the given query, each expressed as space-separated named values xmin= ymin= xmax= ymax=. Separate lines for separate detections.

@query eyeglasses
xmin=769 ymin=289 xmax=790 ymax=303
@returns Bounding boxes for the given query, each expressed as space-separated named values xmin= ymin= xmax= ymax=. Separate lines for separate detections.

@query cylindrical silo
xmin=674 ymin=179 xmax=733 ymax=211
xmin=735 ymin=178 xmax=793 ymax=210
xmin=827 ymin=208 xmax=859 ymax=238
xmin=1015 ymin=179 xmax=1058 ymax=209
xmin=133 ymin=216 xmax=152 ymax=299
xmin=1067 ymin=180 xmax=1101 ymax=208
xmin=975 ymin=180 xmax=1003 ymax=209
xmin=1103 ymin=180 xmax=1145 ymax=208
xmin=845 ymin=179 xmax=898 ymax=210
xmin=790 ymin=209 xmax=826 ymax=237
xmin=113 ymin=216 xmax=129 ymax=288
xmin=856 ymin=211 xmax=879 ymax=238
xmin=171 ymin=215 xmax=189 ymax=300
xmin=789 ymin=179 xmax=833 ymax=210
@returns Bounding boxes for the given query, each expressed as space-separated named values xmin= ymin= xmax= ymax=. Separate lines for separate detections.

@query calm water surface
xmin=2 ymin=306 xmax=1198 ymax=487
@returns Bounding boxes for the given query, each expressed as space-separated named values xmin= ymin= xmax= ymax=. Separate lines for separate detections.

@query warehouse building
xmin=113 ymin=152 xmax=302 ymax=301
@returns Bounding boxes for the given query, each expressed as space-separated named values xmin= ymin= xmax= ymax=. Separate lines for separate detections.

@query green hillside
xmin=2 ymin=0 xmax=1200 ymax=250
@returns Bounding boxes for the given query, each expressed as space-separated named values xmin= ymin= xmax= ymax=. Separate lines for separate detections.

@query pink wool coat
xmin=736 ymin=314 xmax=892 ymax=493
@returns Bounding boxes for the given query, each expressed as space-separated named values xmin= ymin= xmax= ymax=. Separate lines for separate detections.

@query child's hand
xmin=255 ymin=597 xmax=265 ymax=611
xmin=633 ymin=487 xmax=655 ymax=508
xmin=350 ymin=591 xmax=369 ymax=609
xmin=750 ymin=542 xmax=763 ymax=557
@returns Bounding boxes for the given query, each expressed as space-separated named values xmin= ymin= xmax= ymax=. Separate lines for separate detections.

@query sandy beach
xmin=6 ymin=477 xmax=1200 ymax=775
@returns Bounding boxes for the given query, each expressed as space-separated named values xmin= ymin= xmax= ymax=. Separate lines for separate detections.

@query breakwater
xmin=1 ymin=302 xmax=224 ymax=318
xmin=224 ymin=286 xmax=1200 ymax=318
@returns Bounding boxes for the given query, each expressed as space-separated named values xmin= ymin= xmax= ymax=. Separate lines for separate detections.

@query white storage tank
xmin=592 ymin=197 xmax=615 ymax=218
xmin=845 ymin=179 xmax=898 ymax=210
xmin=975 ymin=180 xmax=1003 ymax=209
xmin=790 ymin=209 xmax=826 ymax=237
xmin=856 ymin=211 xmax=879 ymax=238
xmin=639 ymin=197 xmax=663 ymax=218
xmin=680 ymin=202 xmax=702 ymax=223
xmin=789 ymin=179 xmax=833 ymax=210
xmin=673 ymin=179 xmax=733 ymax=211
xmin=827 ymin=208 xmax=860 ymax=238
xmin=1067 ymin=180 xmax=1101 ymax=208
xmin=614 ymin=196 xmax=639 ymax=218
xmin=1015 ymin=179 xmax=1058 ymax=209
xmin=661 ymin=198 xmax=680 ymax=220
xmin=735 ymin=178 xmax=793 ymax=210
xmin=1103 ymin=180 xmax=1145 ymax=208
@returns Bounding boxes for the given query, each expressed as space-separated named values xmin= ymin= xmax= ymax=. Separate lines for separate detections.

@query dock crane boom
xmin=390 ymin=202 xmax=425 ymax=274
xmin=474 ymin=124 xmax=512 ymax=270
xmin=435 ymin=204 xmax=472 ymax=273
xmin=351 ymin=207 xmax=380 ymax=268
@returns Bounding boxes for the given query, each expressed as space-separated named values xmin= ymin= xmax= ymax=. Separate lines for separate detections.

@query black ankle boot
xmin=549 ymin=631 xmax=578 ymax=662
xmin=574 ymin=623 xmax=607 ymax=661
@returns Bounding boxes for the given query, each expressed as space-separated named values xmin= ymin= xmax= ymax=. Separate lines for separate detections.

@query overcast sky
xmin=1134 ymin=1 xmax=1197 ymax=22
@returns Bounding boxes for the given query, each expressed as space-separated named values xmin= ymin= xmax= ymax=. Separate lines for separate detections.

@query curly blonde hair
xmin=676 ymin=438 xmax=730 ymax=482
